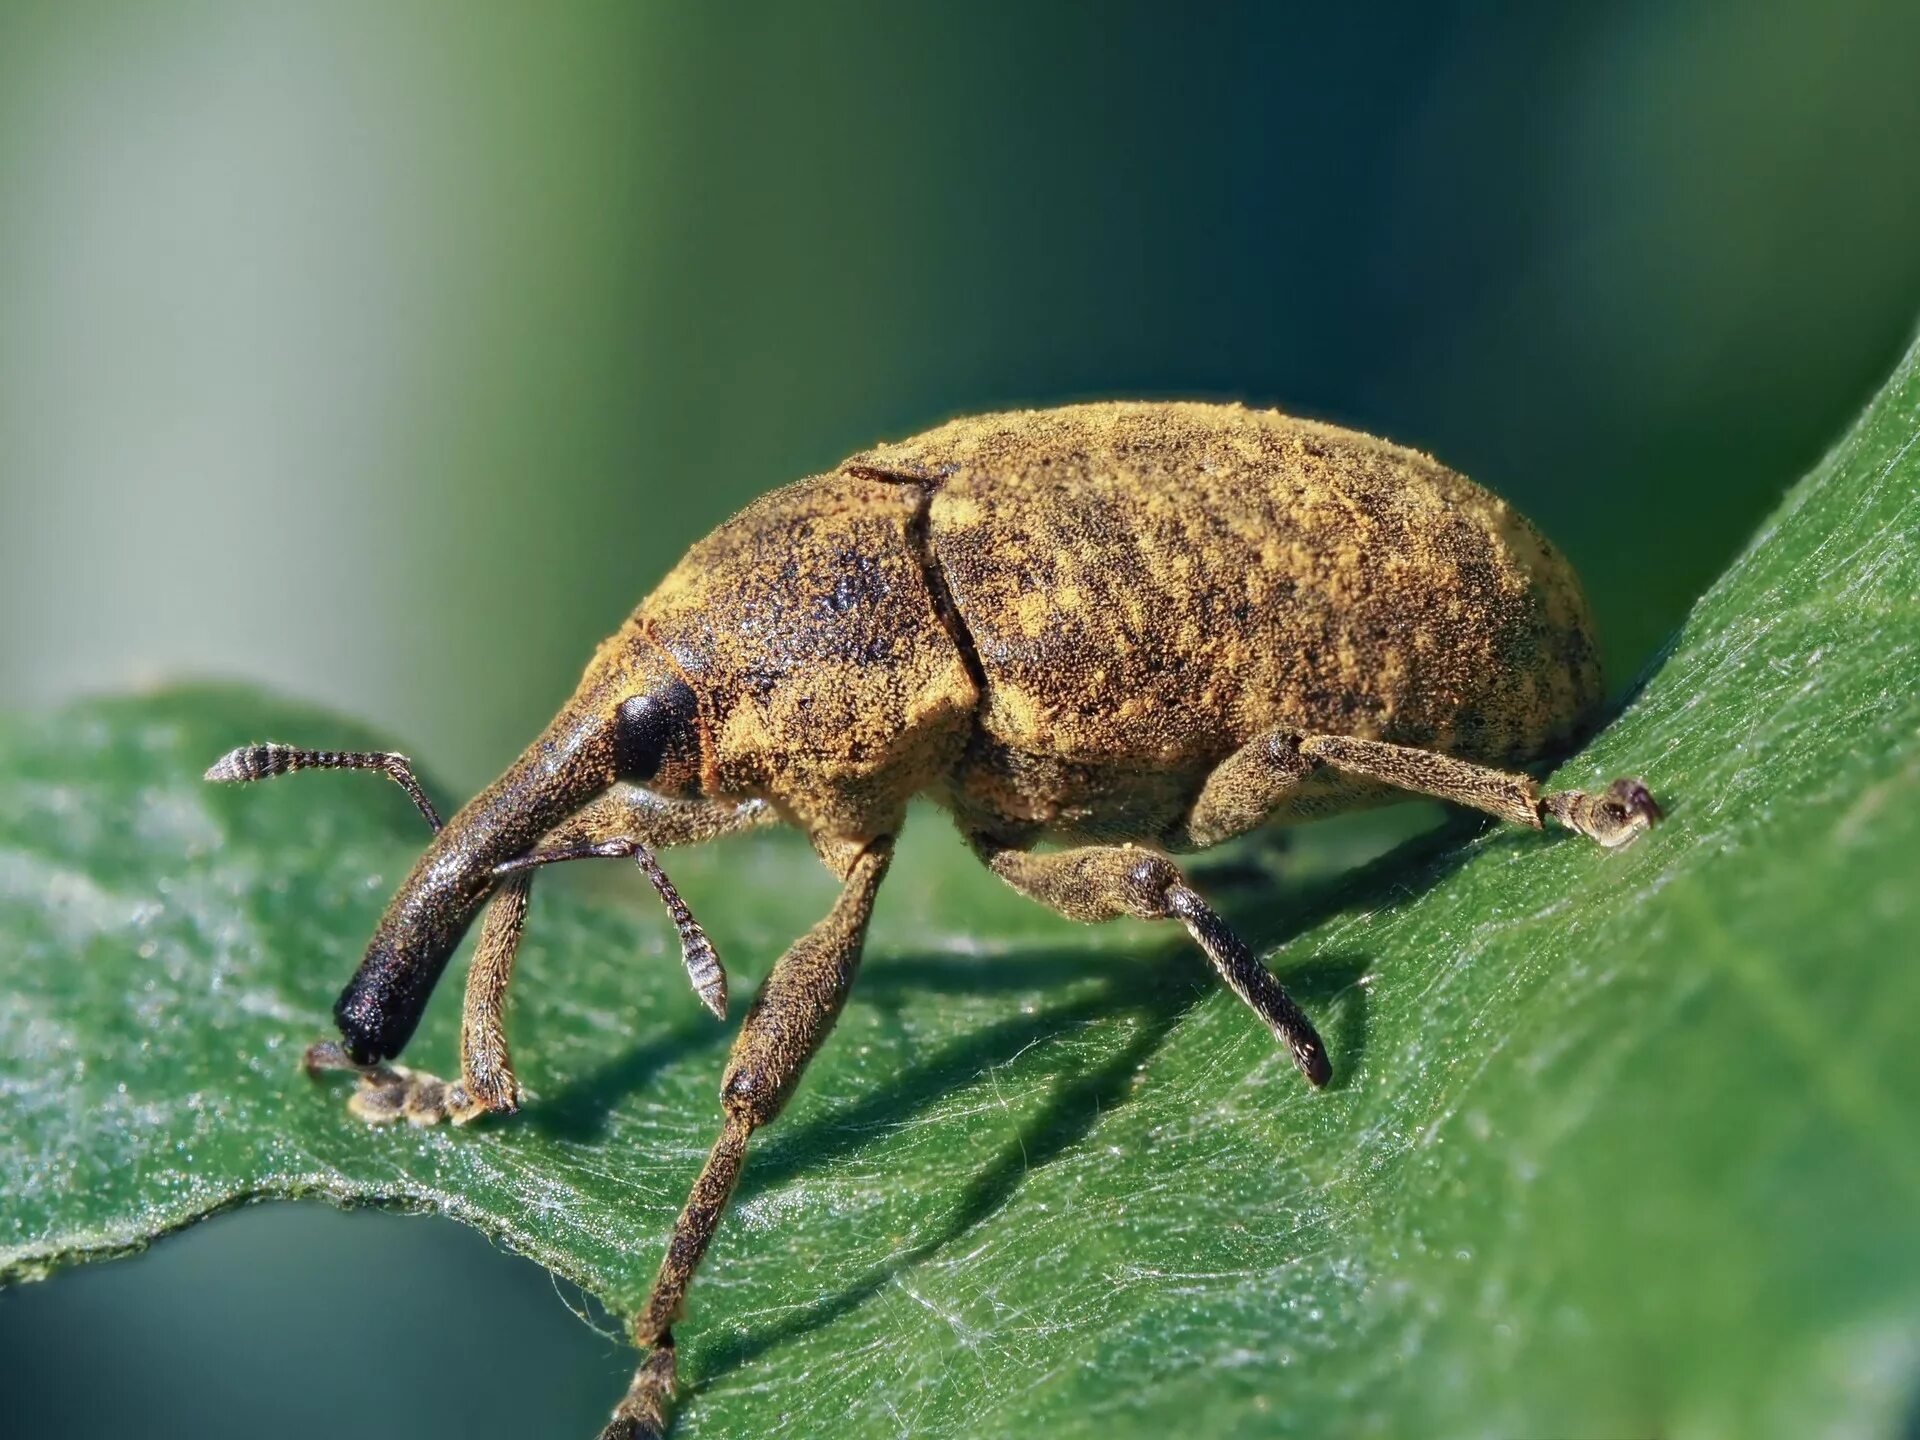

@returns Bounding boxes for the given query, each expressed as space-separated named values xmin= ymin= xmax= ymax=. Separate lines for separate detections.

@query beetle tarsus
xmin=301 ymin=1038 xmax=359 ymax=1078
xmin=1543 ymin=777 xmax=1663 ymax=848
xmin=600 ymin=1338 xmax=676 ymax=1440
xmin=303 ymin=1039 xmax=493 ymax=1126
xmin=353 ymin=1064 xmax=491 ymax=1127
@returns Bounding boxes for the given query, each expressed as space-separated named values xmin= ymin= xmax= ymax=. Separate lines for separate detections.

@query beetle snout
xmin=334 ymin=838 xmax=516 ymax=1064
xmin=333 ymin=692 xmax=624 ymax=1063
xmin=336 ymin=935 xmax=440 ymax=1065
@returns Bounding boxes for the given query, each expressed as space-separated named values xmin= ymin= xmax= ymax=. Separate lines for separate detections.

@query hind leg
xmin=1172 ymin=728 xmax=1659 ymax=851
xmin=1293 ymin=734 xmax=1660 ymax=847
xmin=1174 ymin=732 xmax=1315 ymax=849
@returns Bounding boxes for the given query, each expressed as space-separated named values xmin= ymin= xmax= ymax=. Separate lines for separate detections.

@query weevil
xmin=205 ymin=402 xmax=1660 ymax=1438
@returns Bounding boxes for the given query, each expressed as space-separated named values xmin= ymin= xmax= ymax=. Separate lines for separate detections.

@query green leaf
xmin=5 ymin=339 xmax=1920 ymax=1440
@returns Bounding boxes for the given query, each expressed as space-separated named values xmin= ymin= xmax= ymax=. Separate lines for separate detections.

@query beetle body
xmin=209 ymin=401 xmax=1653 ymax=1440
xmin=639 ymin=401 xmax=1602 ymax=850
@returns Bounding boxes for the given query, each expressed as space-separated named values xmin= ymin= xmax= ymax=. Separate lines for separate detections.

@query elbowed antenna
xmin=205 ymin=743 xmax=443 ymax=829
xmin=635 ymin=847 xmax=727 ymax=1019
xmin=494 ymin=837 xmax=729 ymax=1020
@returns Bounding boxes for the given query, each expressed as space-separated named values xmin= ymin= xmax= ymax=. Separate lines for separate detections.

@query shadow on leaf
xmin=692 ymin=940 xmax=1371 ymax=1392
xmin=528 ymin=810 xmax=1485 ymax=1147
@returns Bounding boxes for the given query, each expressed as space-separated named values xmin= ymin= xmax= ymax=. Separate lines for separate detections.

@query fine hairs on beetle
xmin=206 ymin=402 xmax=1661 ymax=1439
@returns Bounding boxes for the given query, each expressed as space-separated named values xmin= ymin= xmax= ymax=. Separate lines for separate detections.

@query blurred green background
xmin=3 ymin=3 xmax=1919 ymax=1437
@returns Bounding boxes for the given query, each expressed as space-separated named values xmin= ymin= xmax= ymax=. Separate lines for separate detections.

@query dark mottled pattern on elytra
xmin=848 ymin=402 xmax=1603 ymax=843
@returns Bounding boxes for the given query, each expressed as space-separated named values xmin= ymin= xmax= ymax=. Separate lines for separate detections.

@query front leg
xmin=603 ymin=836 xmax=894 ymax=1440
xmin=305 ymin=872 xmax=532 ymax=1125
xmin=390 ymin=791 xmax=772 ymax=1124
xmin=527 ymin=788 xmax=776 ymax=857
xmin=313 ymin=789 xmax=772 ymax=1127
xmin=206 ymin=741 xmax=527 ymax=1123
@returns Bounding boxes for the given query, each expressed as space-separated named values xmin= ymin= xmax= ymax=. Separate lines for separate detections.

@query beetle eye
xmin=613 ymin=678 xmax=699 ymax=782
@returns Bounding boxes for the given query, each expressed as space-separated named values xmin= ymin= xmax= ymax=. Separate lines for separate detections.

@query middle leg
xmin=972 ymin=837 xmax=1330 ymax=1087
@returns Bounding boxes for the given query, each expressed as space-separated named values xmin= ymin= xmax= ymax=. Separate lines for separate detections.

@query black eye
xmin=613 ymin=678 xmax=698 ymax=781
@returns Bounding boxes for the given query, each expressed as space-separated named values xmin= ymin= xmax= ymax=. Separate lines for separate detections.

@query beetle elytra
xmin=206 ymin=402 xmax=1659 ymax=1438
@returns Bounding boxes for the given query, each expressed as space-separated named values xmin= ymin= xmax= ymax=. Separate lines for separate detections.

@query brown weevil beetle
xmin=206 ymin=402 xmax=1660 ymax=1438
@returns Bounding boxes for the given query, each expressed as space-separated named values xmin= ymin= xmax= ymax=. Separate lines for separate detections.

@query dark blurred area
xmin=4 ymin=3 xmax=1919 ymax=1437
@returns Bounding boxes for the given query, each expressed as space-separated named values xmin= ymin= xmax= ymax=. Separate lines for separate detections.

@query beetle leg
xmin=304 ymin=1042 xmax=490 ymax=1125
xmin=1176 ymin=731 xmax=1316 ymax=848
xmin=334 ymin=794 xmax=771 ymax=1126
xmin=970 ymin=838 xmax=1331 ymax=1087
xmin=303 ymin=872 xmax=534 ymax=1125
xmin=457 ymin=870 xmax=532 ymax=1111
xmin=1292 ymin=734 xmax=1661 ymax=849
xmin=602 ymin=838 xmax=893 ymax=1440
xmin=314 ymin=794 xmax=773 ymax=1129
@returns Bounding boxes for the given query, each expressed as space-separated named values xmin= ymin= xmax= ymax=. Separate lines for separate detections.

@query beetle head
xmin=334 ymin=632 xmax=704 ymax=1063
